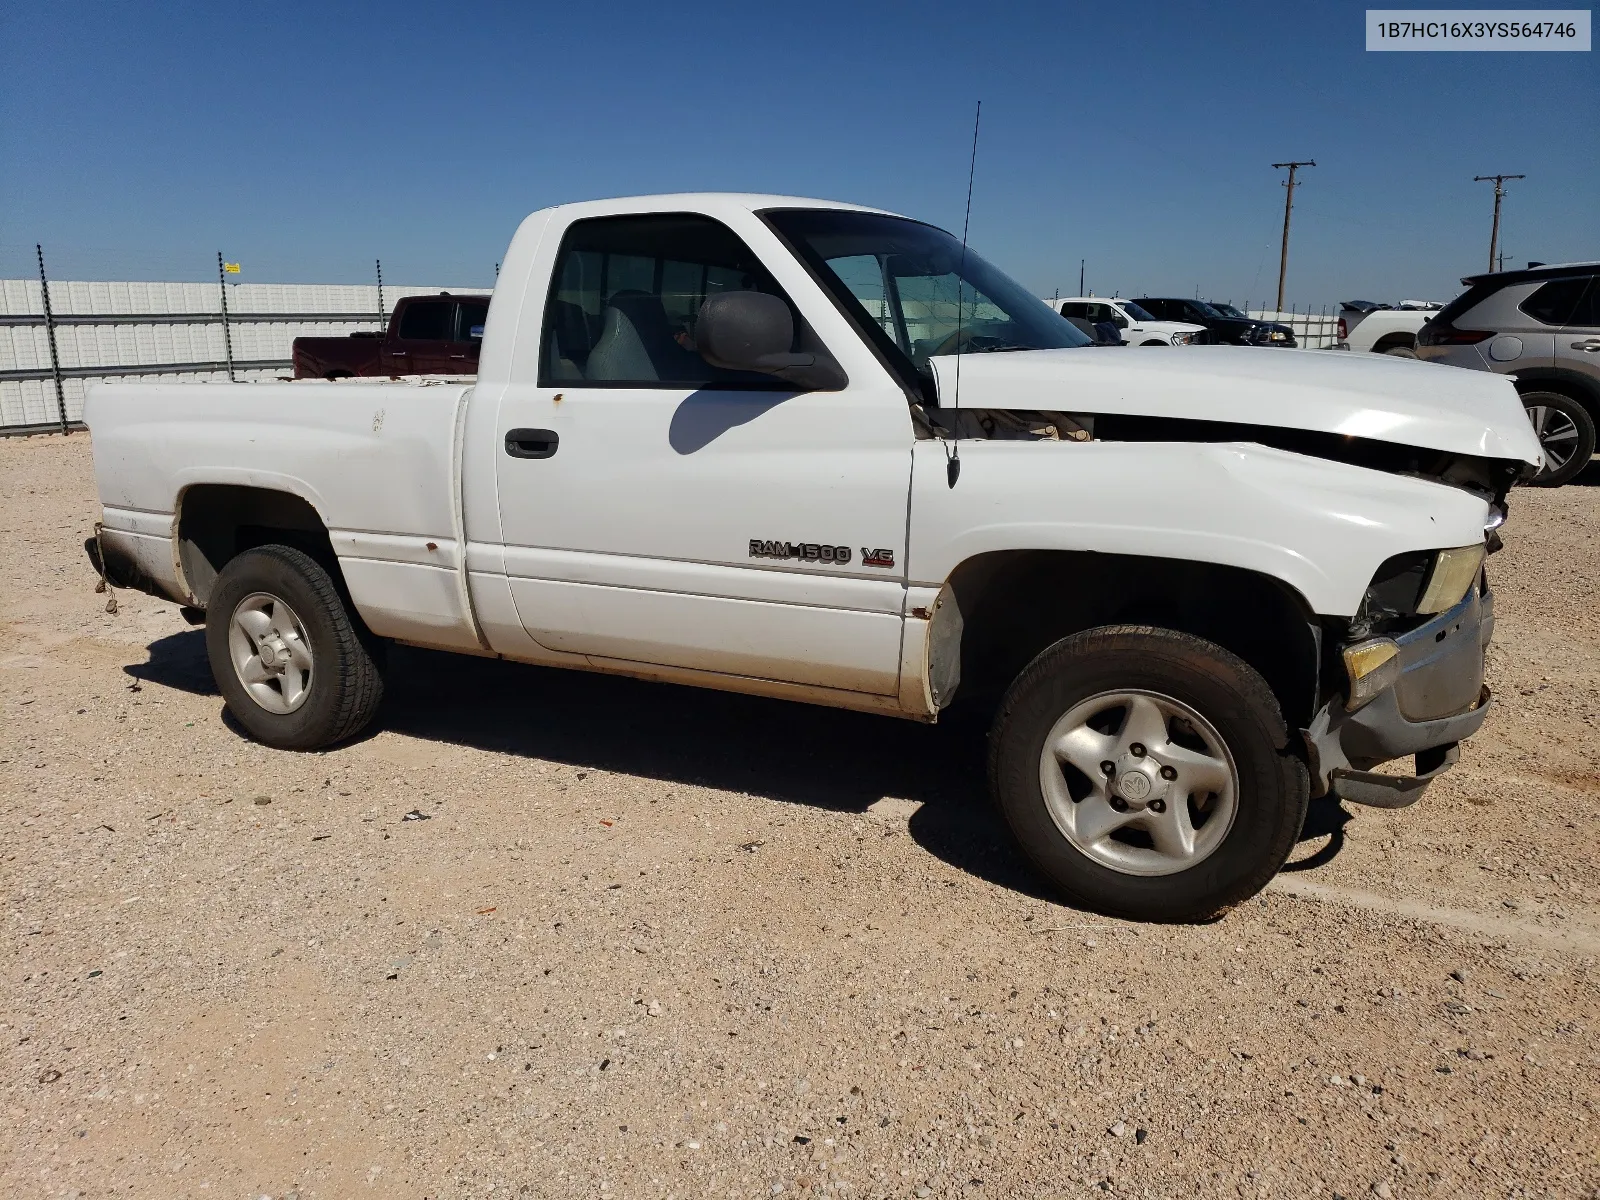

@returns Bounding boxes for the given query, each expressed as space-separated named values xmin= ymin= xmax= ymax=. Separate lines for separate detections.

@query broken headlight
xmin=1356 ymin=543 xmax=1486 ymax=632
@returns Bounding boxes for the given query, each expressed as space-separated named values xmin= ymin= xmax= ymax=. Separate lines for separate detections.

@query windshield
xmin=762 ymin=209 xmax=1090 ymax=383
xmin=1119 ymin=300 xmax=1157 ymax=322
xmin=1208 ymin=302 xmax=1246 ymax=319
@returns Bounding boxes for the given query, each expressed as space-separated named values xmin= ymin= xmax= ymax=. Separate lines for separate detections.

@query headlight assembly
xmin=1417 ymin=543 xmax=1486 ymax=614
xmin=1357 ymin=543 xmax=1487 ymax=630
xmin=1343 ymin=638 xmax=1401 ymax=710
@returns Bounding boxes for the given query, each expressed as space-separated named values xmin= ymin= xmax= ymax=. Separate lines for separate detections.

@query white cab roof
xmin=534 ymin=193 xmax=904 ymax=221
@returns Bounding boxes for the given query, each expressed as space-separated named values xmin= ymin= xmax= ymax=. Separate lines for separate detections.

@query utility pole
xmin=1078 ymin=259 xmax=1085 ymax=295
xmin=1272 ymin=160 xmax=1315 ymax=313
xmin=1474 ymin=174 xmax=1524 ymax=272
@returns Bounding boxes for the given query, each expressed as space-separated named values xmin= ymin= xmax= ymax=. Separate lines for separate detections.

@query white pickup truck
xmin=1338 ymin=300 xmax=1444 ymax=356
xmin=1054 ymin=297 xmax=1208 ymax=346
xmin=84 ymin=193 xmax=1541 ymax=922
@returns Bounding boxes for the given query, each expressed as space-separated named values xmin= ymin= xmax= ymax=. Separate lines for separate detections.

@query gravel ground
xmin=3 ymin=433 xmax=1598 ymax=1200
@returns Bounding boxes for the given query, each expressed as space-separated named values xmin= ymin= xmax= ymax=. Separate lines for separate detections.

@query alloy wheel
xmin=227 ymin=591 xmax=314 ymax=714
xmin=1037 ymin=690 xmax=1239 ymax=877
xmin=1527 ymin=403 xmax=1581 ymax=476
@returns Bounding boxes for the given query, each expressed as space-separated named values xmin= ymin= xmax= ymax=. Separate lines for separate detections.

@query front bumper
xmin=1302 ymin=586 xmax=1494 ymax=807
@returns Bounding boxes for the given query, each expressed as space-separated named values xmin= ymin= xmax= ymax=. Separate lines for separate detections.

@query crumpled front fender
xmin=907 ymin=437 xmax=1490 ymax=618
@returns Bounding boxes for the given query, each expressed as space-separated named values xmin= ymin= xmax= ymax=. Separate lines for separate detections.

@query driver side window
xmin=1086 ymin=302 xmax=1127 ymax=329
xmin=539 ymin=214 xmax=800 ymax=388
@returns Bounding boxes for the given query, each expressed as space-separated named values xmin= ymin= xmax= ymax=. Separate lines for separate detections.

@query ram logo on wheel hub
xmin=1116 ymin=770 xmax=1155 ymax=803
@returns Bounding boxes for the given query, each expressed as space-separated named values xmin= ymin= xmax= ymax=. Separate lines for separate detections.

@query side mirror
xmin=695 ymin=292 xmax=847 ymax=391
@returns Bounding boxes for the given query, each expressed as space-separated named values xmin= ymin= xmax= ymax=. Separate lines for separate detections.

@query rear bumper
xmin=85 ymin=529 xmax=187 ymax=605
xmin=1302 ymin=587 xmax=1494 ymax=808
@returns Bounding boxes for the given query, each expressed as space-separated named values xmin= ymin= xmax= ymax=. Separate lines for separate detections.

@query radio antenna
xmin=946 ymin=99 xmax=981 ymax=489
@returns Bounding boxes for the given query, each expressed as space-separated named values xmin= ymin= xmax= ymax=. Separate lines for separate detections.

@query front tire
xmin=1520 ymin=390 xmax=1595 ymax=487
xmin=205 ymin=545 xmax=385 ymax=750
xmin=988 ymin=625 xmax=1307 ymax=922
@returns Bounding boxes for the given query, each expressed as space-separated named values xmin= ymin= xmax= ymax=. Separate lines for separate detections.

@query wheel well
xmin=1512 ymin=370 xmax=1600 ymax=420
xmin=176 ymin=484 xmax=341 ymax=607
xmin=1371 ymin=332 xmax=1416 ymax=352
xmin=943 ymin=550 xmax=1321 ymax=736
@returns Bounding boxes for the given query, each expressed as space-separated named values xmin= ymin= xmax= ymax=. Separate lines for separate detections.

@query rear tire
xmin=1380 ymin=344 xmax=1417 ymax=359
xmin=1519 ymin=390 xmax=1595 ymax=487
xmin=988 ymin=625 xmax=1307 ymax=922
xmin=205 ymin=545 xmax=385 ymax=750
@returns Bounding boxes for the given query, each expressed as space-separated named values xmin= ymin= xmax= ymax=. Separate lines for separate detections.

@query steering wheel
xmin=928 ymin=328 xmax=1008 ymax=356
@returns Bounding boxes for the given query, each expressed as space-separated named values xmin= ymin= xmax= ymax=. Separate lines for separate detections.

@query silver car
xmin=1417 ymin=262 xmax=1600 ymax=486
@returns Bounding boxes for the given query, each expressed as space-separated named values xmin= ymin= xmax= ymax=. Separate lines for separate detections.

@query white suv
xmin=1055 ymin=297 xmax=1207 ymax=346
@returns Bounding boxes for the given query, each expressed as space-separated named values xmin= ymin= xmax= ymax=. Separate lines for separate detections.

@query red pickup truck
xmin=292 ymin=293 xmax=491 ymax=379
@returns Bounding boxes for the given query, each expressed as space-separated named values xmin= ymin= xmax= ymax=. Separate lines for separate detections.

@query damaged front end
xmin=916 ymin=347 xmax=1545 ymax=809
xmin=915 ymin=406 xmax=1524 ymax=809
xmin=1305 ymin=581 xmax=1494 ymax=807
xmin=924 ymin=407 xmax=1531 ymax=503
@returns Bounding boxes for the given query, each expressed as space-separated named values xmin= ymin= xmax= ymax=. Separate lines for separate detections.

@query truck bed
xmin=85 ymin=376 xmax=480 ymax=648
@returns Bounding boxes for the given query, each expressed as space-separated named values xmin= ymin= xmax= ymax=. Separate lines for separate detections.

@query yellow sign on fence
xmin=223 ymin=262 xmax=241 ymax=274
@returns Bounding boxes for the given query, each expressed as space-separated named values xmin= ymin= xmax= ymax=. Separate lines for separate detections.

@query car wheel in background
xmin=1381 ymin=345 xmax=1418 ymax=359
xmin=1519 ymin=390 xmax=1596 ymax=487
xmin=1141 ymin=340 xmax=1167 ymax=347
xmin=988 ymin=625 xmax=1308 ymax=923
xmin=204 ymin=544 xmax=386 ymax=750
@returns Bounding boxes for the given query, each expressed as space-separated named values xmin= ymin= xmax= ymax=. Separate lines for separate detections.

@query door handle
xmin=505 ymin=428 xmax=559 ymax=459
xmin=1573 ymin=339 xmax=1600 ymax=351
xmin=449 ymin=353 xmax=468 ymax=359
xmin=390 ymin=349 xmax=408 ymax=356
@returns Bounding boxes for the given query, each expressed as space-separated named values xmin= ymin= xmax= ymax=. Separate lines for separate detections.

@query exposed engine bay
xmin=920 ymin=406 xmax=1528 ymax=508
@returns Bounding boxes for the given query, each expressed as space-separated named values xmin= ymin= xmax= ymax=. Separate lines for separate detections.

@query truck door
xmin=385 ymin=298 xmax=456 ymax=374
xmin=491 ymin=211 xmax=912 ymax=695
xmin=1086 ymin=301 xmax=1130 ymax=343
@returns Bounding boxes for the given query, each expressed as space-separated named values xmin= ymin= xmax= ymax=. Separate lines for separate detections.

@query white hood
xmin=929 ymin=346 xmax=1543 ymax=465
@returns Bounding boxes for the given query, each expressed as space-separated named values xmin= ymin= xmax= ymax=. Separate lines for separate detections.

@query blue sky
xmin=2 ymin=0 xmax=1595 ymax=307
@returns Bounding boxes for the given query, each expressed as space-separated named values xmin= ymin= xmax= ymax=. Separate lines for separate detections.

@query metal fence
xmin=1 ymin=268 xmax=481 ymax=435
xmin=1244 ymin=306 xmax=1342 ymax=349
